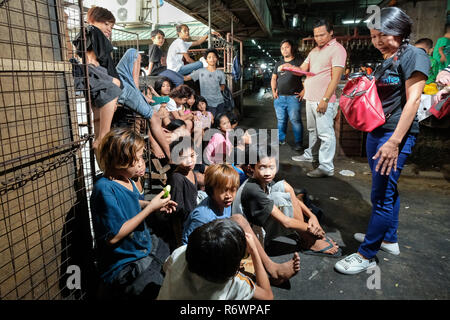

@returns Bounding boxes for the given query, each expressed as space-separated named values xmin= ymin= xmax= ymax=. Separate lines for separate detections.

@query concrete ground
xmin=239 ymin=89 xmax=450 ymax=300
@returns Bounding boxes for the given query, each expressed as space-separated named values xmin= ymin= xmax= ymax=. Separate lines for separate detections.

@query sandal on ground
xmin=302 ymin=237 xmax=342 ymax=258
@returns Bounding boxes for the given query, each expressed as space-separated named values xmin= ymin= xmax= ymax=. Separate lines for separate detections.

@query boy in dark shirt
xmin=233 ymin=145 xmax=341 ymax=257
xmin=147 ymin=29 xmax=184 ymax=87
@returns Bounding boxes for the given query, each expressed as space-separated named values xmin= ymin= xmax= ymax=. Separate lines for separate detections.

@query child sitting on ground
xmin=182 ymin=164 xmax=300 ymax=284
xmin=184 ymin=49 xmax=227 ymax=117
xmin=157 ymin=219 xmax=273 ymax=300
xmin=90 ymin=127 xmax=177 ymax=300
xmin=167 ymin=136 xmax=200 ymax=248
xmin=182 ymin=164 xmax=239 ymax=244
xmin=204 ymin=113 xmax=233 ymax=164
xmin=232 ymin=144 xmax=341 ymax=257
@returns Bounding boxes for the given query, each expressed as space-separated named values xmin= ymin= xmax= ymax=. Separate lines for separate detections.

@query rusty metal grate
xmin=0 ymin=0 xmax=96 ymax=300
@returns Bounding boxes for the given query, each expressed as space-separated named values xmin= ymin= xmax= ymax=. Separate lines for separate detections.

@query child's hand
xmin=245 ymin=233 xmax=258 ymax=256
xmin=148 ymin=190 xmax=173 ymax=212
xmin=160 ymin=200 xmax=177 ymax=214
xmin=307 ymin=216 xmax=325 ymax=238
xmin=149 ymin=85 xmax=159 ymax=97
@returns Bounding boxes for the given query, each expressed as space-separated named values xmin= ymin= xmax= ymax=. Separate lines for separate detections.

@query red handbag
xmin=429 ymin=94 xmax=450 ymax=119
xmin=339 ymin=58 xmax=400 ymax=132
xmin=339 ymin=73 xmax=385 ymax=132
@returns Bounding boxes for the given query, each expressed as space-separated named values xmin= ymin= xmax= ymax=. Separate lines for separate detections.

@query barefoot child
xmin=90 ymin=127 xmax=177 ymax=299
xmin=72 ymin=6 xmax=122 ymax=153
xmin=157 ymin=219 xmax=273 ymax=300
xmin=182 ymin=164 xmax=300 ymax=284
xmin=233 ymin=144 xmax=341 ymax=257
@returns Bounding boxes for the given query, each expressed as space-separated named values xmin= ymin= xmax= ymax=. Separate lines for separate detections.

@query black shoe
xmin=293 ymin=143 xmax=303 ymax=152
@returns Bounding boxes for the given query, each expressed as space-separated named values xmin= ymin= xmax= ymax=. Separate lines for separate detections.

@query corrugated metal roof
xmin=121 ymin=21 xmax=211 ymax=41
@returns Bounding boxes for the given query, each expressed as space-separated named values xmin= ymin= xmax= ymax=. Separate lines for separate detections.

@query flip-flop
xmin=302 ymin=237 xmax=342 ymax=258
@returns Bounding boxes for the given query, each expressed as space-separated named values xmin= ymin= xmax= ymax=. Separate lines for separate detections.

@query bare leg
xmin=132 ymin=54 xmax=141 ymax=88
xmin=231 ymin=214 xmax=300 ymax=283
xmin=193 ymin=125 xmax=203 ymax=149
xmin=184 ymin=119 xmax=193 ymax=133
xmin=147 ymin=129 xmax=165 ymax=159
xmin=150 ymin=114 xmax=171 ymax=159
xmin=285 ymin=182 xmax=339 ymax=254
xmin=92 ymin=98 xmax=117 ymax=152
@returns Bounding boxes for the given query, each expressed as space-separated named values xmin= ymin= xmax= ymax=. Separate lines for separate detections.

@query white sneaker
xmin=199 ymin=56 xmax=208 ymax=68
xmin=291 ymin=154 xmax=313 ymax=162
xmin=334 ymin=253 xmax=377 ymax=275
xmin=354 ymin=233 xmax=400 ymax=255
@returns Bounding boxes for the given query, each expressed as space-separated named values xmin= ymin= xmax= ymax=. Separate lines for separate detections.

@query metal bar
xmin=208 ymin=0 xmax=211 ymax=48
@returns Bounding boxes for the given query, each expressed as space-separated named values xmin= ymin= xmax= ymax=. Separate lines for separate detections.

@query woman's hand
xmin=436 ymin=70 xmax=450 ymax=86
xmin=373 ymin=139 xmax=400 ymax=175
xmin=433 ymin=87 xmax=450 ymax=104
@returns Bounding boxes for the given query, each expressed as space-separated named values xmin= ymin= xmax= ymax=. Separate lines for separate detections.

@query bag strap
xmin=372 ymin=49 xmax=405 ymax=118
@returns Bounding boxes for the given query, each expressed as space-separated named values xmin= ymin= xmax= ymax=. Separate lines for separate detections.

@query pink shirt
xmin=194 ymin=111 xmax=213 ymax=129
xmin=205 ymin=131 xmax=232 ymax=164
xmin=304 ymin=38 xmax=347 ymax=103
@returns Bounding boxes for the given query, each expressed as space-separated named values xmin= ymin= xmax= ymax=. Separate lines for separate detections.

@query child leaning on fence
xmin=72 ymin=6 xmax=122 ymax=153
xmin=90 ymin=127 xmax=177 ymax=300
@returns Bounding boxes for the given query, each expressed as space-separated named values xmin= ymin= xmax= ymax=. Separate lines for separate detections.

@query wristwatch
xmin=322 ymin=97 xmax=330 ymax=103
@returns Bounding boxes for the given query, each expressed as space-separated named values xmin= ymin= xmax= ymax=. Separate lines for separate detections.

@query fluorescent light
xmin=258 ymin=45 xmax=261 ymax=49
xmin=261 ymin=63 xmax=267 ymax=69
xmin=342 ymin=19 xmax=370 ymax=24
xmin=292 ymin=14 xmax=298 ymax=27
xmin=342 ymin=19 xmax=360 ymax=24
xmin=252 ymin=39 xmax=256 ymax=44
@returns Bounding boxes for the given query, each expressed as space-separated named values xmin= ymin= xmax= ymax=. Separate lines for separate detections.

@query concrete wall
xmin=398 ymin=0 xmax=447 ymax=44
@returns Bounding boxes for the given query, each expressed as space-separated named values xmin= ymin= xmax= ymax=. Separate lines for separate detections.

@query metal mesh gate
xmin=0 ymin=0 xmax=97 ymax=300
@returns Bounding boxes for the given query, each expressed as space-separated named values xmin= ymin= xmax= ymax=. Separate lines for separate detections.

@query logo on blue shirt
xmin=379 ymin=75 xmax=400 ymax=86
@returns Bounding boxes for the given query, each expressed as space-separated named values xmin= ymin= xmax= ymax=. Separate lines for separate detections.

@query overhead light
xmin=258 ymin=45 xmax=261 ymax=49
xmin=342 ymin=19 xmax=370 ymax=24
xmin=292 ymin=14 xmax=298 ymax=27
xmin=261 ymin=63 xmax=267 ymax=69
xmin=252 ymin=39 xmax=256 ymax=44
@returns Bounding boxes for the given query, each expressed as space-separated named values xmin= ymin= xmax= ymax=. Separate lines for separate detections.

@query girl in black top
xmin=335 ymin=7 xmax=430 ymax=275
